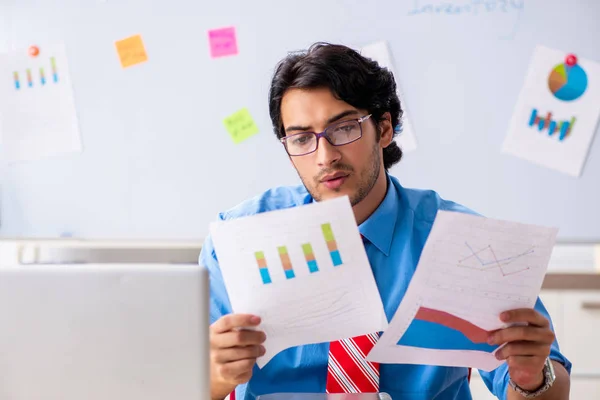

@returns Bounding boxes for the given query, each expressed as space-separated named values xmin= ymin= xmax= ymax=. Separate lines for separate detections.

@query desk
xmin=2 ymin=239 xmax=598 ymax=398
xmin=0 ymin=238 xmax=202 ymax=266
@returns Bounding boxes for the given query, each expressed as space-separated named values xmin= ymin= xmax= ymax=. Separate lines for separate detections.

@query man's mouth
xmin=320 ymin=172 xmax=349 ymax=189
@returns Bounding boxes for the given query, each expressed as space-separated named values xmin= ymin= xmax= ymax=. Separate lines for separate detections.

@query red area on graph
xmin=414 ymin=307 xmax=491 ymax=344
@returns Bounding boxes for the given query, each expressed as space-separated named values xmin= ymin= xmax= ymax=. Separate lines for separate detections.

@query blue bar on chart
xmin=50 ymin=57 xmax=59 ymax=83
xmin=302 ymin=243 xmax=319 ymax=273
xmin=322 ymin=223 xmax=343 ymax=267
xmin=255 ymin=251 xmax=272 ymax=284
xmin=279 ymin=246 xmax=295 ymax=279
xmin=13 ymin=72 xmax=20 ymax=90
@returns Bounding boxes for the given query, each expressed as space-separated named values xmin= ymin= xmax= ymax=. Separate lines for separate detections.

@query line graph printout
xmin=209 ymin=196 xmax=387 ymax=368
xmin=367 ymin=211 xmax=558 ymax=371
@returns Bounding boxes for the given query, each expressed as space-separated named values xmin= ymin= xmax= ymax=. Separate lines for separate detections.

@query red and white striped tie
xmin=326 ymin=332 xmax=380 ymax=393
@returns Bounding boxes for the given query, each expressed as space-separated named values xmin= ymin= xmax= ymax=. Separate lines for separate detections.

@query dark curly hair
xmin=268 ymin=42 xmax=403 ymax=170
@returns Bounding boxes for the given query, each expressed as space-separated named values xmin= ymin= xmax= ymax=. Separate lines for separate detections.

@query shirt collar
xmin=358 ymin=174 xmax=399 ymax=256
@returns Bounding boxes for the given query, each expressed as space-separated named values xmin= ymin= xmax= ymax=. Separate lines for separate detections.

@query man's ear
xmin=378 ymin=112 xmax=394 ymax=148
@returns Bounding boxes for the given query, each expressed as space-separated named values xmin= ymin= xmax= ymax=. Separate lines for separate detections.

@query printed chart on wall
xmin=209 ymin=196 xmax=387 ymax=368
xmin=502 ymin=45 xmax=600 ymax=177
xmin=367 ymin=211 xmax=558 ymax=371
xmin=360 ymin=41 xmax=418 ymax=153
xmin=0 ymin=42 xmax=81 ymax=163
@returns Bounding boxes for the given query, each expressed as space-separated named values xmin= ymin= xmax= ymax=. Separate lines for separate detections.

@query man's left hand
xmin=488 ymin=308 xmax=555 ymax=391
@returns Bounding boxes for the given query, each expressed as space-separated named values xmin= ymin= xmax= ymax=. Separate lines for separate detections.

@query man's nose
xmin=315 ymin=136 xmax=341 ymax=167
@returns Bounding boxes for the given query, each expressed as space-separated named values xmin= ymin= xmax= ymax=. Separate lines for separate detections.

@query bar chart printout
xmin=209 ymin=196 xmax=388 ymax=368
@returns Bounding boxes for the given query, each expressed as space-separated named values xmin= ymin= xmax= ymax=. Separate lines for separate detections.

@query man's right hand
xmin=210 ymin=314 xmax=266 ymax=400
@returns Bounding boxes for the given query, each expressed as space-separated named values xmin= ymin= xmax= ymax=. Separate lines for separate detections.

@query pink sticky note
xmin=208 ymin=26 xmax=238 ymax=58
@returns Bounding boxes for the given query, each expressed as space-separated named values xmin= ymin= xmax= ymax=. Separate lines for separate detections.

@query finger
xmin=500 ymin=309 xmax=549 ymax=327
xmin=212 ymin=329 xmax=267 ymax=349
xmin=211 ymin=314 xmax=261 ymax=334
xmin=494 ymin=341 xmax=550 ymax=360
xmin=214 ymin=345 xmax=266 ymax=364
xmin=217 ymin=359 xmax=256 ymax=383
xmin=488 ymin=326 xmax=554 ymax=346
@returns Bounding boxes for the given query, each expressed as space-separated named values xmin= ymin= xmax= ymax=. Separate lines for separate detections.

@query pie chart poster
xmin=503 ymin=45 xmax=600 ymax=177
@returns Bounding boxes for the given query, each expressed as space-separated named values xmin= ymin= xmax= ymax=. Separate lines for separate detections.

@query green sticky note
xmin=223 ymin=108 xmax=259 ymax=144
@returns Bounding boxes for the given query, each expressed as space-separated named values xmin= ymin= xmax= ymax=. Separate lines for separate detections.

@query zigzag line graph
xmin=457 ymin=242 xmax=535 ymax=277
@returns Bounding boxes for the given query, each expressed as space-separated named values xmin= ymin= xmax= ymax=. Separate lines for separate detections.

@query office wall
xmin=1 ymin=0 xmax=599 ymax=240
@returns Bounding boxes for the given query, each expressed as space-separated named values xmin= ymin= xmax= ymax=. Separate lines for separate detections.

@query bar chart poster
xmin=0 ymin=42 xmax=82 ymax=162
xmin=502 ymin=45 xmax=600 ymax=177
xmin=210 ymin=196 xmax=388 ymax=368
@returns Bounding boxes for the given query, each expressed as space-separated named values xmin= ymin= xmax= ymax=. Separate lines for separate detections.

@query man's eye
xmin=293 ymin=135 xmax=311 ymax=144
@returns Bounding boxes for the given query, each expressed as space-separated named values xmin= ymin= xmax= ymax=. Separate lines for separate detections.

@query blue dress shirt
xmin=201 ymin=174 xmax=571 ymax=400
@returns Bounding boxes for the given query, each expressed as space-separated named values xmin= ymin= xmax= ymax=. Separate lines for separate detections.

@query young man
xmin=203 ymin=43 xmax=571 ymax=400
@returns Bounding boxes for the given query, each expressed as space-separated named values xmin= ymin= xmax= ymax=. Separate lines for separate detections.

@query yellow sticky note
xmin=223 ymin=108 xmax=259 ymax=144
xmin=115 ymin=34 xmax=148 ymax=68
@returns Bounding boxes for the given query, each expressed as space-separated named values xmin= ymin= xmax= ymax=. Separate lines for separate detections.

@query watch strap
xmin=508 ymin=358 xmax=556 ymax=398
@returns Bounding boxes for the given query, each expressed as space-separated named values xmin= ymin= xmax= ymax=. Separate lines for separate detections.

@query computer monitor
xmin=0 ymin=263 xmax=209 ymax=400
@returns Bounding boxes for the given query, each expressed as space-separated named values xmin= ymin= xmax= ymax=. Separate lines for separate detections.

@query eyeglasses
xmin=280 ymin=114 xmax=372 ymax=156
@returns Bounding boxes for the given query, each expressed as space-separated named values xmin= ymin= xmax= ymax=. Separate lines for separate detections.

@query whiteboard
xmin=0 ymin=0 xmax=599 ymax=241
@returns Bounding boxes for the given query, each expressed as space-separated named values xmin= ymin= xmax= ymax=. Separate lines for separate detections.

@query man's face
xmin=280 ymin=87 xmax=386 ymax=205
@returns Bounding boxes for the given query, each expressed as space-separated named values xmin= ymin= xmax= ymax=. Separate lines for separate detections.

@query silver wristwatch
xmin=509 ymin=357 xmax=556 ymax=398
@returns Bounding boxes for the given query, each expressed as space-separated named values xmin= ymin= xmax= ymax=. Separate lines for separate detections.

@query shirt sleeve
xmin=477 ymin=297 xmax=572 ymax=399
xmin=198 ymin=213 xmax=233 ymax=325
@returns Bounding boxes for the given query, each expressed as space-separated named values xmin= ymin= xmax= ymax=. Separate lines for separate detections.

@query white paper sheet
xmin=209 ymin=196 xmax=388 ymax=368
xmin=502 ymin=45 xmax=600 ymax=177
xmin=0 ymin=42 xmax=82 ymax=162
xmin=360 ymin=40 xmax=418 ymax=153
xmin=367 ymin=211 xmax=558 ymax=371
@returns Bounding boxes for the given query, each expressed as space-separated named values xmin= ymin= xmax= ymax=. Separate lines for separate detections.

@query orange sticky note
xmin=115 ymin=34 xmax=148 ymax=68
